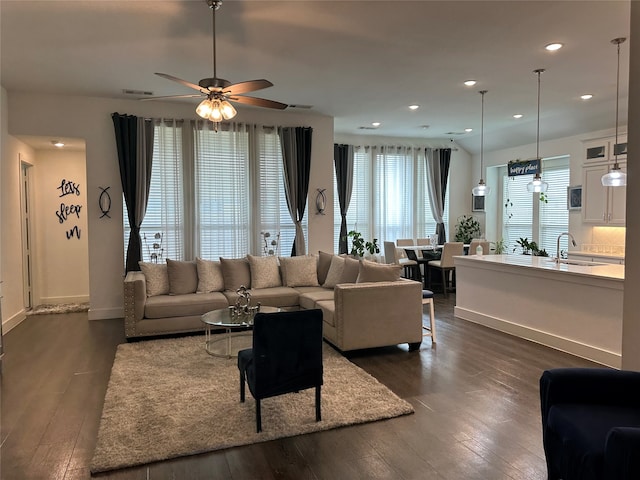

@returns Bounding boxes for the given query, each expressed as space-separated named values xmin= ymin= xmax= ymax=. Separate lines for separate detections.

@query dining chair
xmin=426 ymin=242 xmax=464 ymax=297
xmin=422 ymin=289 xmax=436 ymax=343
xmin=468 ymin=240 xmax=491 ymax=255
xmin=238 ymin=309 xmax=323 ymax=433
xmin=384 ymin=241 xmax=419 ymax=280
xmin=396 ymin=239 xmax=415 ymax=246
xmin=404 ymin=248 xmax=430 ymax=286
xmin=416 ymin=238 xmax=432 ymax=246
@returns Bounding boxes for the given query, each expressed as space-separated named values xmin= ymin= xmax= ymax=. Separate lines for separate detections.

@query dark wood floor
xmin=0 ymin=295 xmax=597 ymax=480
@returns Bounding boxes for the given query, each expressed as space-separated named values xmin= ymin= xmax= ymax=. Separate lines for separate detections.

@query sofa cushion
xmin=356 ymin=259 xmax=402 ymax=283
xmin=223 ymin=286 xmax=300 ymax=308
xmin=220 ymin=257 xmax=251 ymax=290
xmin=196 ymin=258 xmax=225 ymax=293
xmin=166 ymin=259 xmax=198 ymax=295
xmin=299 ymin=289 xmax=335 ymax=310
xmin=279 ymin=255 xmax=319 ymax=287
xmin=315 ymin=300 xmax=335 ymax=327
xmin=323 ymin=255 xmax=346 ymax=288
xmin=144 ymin=292 xmax=228 ymax=319
xmin=317 ymin=251 xmax=334 ymax=285
xmin=247 ymin=255 xmax=281 ymax=289
xmin=138 ymin=261 xmax=169 ymax=297
xmin=340 ymin=256 xmax=360 ymax=283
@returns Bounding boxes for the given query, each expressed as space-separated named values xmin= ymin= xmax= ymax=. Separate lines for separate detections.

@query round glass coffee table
xmin=201 ymin=306 xmax=279 ymax=358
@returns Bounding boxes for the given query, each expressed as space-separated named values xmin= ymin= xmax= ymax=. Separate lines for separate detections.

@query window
xmin=501 ymin=156 xmax=570 ymax=255
xmin=125 ymin=121 xmax=307 ymax=264
xmin=333 ymin=146 xmax=449 ymax=253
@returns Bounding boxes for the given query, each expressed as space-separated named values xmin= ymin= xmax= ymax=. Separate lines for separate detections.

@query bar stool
xmin=422 ymin=289 xmax=436 ymax=342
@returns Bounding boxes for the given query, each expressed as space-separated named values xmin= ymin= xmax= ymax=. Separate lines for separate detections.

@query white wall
xmin=33 ymin=149 xmax=89 ymax=305
xmin=5 ymin=92 xmax=333 ymax=322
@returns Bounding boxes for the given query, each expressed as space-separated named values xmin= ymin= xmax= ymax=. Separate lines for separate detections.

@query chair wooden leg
xmin=441 ymin=269 xmax=448 ymax=297
xmin=256 ymin=398 xmax=262 ymax=433
xmin=315 ymin=386 xmax=322 ymax=422
xmin=240 ymin=370 xmax=246 ymax=402
xmin=422 ymin=299 xmax=436 ymax=343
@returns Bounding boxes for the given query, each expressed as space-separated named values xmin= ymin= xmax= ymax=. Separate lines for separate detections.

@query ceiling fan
xmin=148 ymin=0 xmax=287 ymax=128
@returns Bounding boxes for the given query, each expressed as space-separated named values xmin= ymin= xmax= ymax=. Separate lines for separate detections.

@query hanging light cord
xmin=212 ymin=2 xmax=217 ymax=79
xmin=614 ymin=39 xmax=621 ymax=162
xmin=536 ymin=70 xmax=541 ymax=160
xmin=480 ymin=90 xmax=486 ymax=180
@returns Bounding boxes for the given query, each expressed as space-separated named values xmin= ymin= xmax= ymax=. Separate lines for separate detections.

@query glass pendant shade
xmin=472 ymin=180 xmax=491 ymax=196
xmin=527 ymin=173 xmax=548 ymax=193
xmin=208 ymin=99 xmax=224 ymax=122
xmin=601 ymin=165 xmax=627 ymax=187
xmin=220 ymin=100 xmax=237 ymax=120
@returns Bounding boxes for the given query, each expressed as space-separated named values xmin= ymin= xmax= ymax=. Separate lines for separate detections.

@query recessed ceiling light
xmin=513 ymin=114 xmax=523 ymax=119
xmin=409 ymin=105 xmax=419 ymax=110
xmin=464 ymin=128 xmax=473 ymax=133
xmin=464 ymin=80 xmax=477 ymax=87
xmin=372 ymin=122 xmax=381 ymax=127
xmin=420 ymin=125 xmax=430 ymax=129
xmin=580 ymin=94 xmax=594 ymax=100
xmin=545 ymin=43 xmax=563 ymax=51
xmin=52 ymin=140 xmax=65 ymax=147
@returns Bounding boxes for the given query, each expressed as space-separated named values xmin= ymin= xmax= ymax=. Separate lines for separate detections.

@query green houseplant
xmin=347 ymin=230 xmax=380 ymax=257
xmin=454 ymin=215 xmax=482 ymax=244
xmin=514 ymin=237 xmax=549 ymax=257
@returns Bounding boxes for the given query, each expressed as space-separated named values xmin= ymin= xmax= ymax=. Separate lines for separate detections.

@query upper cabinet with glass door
xmin=583 ymin=134 xmax=627 ymax=164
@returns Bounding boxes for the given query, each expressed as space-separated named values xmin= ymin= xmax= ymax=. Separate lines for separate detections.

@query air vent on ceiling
xmin=445 ymin=131 xmax=466 ymax=136
xmin=358 ymin=126 xmax=378 ymax=130
xmin=288 ymin=104 xmax=313 ymax=109
xmin=123 ymin=89 xmax=154 ymax=96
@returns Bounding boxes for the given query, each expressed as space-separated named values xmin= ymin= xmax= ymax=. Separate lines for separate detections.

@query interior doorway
xmin=20 ymin=159 xmax=34 ymax=310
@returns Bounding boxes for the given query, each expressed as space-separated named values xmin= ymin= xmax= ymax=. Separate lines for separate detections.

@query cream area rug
xmin=90 ymin=335 xmax=414 ymax=473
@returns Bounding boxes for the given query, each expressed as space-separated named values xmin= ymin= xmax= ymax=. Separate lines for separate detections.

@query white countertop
xmin=455 ymin=254 xmax=624 ymax=281
xmin=568 ymin=251 xmax=625 ymax=261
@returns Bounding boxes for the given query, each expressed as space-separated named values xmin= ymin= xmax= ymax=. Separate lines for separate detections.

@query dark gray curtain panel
xmin=279 ymin=127 xmax=313 ymax=256
xmin=334 ymin=144 xmax=354 ymax=254
xmin=425 ymin=148 xmax=452 ymax=245
xmin=112 ymin=113 xmax=154 ymax=272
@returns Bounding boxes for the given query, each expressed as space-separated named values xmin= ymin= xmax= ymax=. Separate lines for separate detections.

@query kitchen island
xmin=454 ymin=254 xmax=624 ymax=368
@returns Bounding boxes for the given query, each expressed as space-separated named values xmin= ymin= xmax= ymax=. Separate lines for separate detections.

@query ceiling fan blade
xmin=155 ymin=73 xmax=207 ymax=93
xmin=225 ymin=79 xmax=274 ymax=95
xmin=140 ymin=94 xmax=203 ymax=102
xmin=230 ymin=95 xmax=288 ymax=110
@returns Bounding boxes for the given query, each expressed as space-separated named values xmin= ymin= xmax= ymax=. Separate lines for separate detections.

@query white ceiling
xmin=0 ymin=1 xmax=631 ymax=154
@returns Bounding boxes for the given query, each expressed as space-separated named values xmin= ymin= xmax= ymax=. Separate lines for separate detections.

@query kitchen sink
xmin=548 ymin=259 xmax=606 ymax=267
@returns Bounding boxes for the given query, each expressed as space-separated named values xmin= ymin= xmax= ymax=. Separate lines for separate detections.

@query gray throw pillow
xmin=340 ymin=256 xmax=361 ymax=283
xmin=166 ymin=259 xmax=198 ymax=295
xmin=196 ymin=257 xmax=225 ymax=293
xmin=356 ymin=259 xmax=402 ymax=283
xmin=278 ymin=255 xmax=319 ymax=287
xmin=138 ymin=261 xmax=169 ymax=297
xmin=317 ymin=251 xmax=334 ymax=285
xmin=219 ymin=257 xmax=252 ymax=291
xmin=323 ymin=255 xmax=345 ymax=288
xmin=247 ymin=255 xmax=281 ymax=289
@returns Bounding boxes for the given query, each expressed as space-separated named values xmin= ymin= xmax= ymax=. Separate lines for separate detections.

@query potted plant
xmin=454 ymin=215 xmax=482 ymax=244
xmin=514 ymin=237 xmax=549 ymax=257
xmin=347 ymin=230 xmax=380 ymax=258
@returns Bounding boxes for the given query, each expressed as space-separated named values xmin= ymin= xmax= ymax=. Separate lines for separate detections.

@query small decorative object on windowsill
xmin=143 ymin=232 xmax=163 ymax=263
xmin=315 ymin=188 xmax=326 ymax=215
xmin=229 ymin=285 xmax=261 ymax=317
xmin=260 ymin=231 xmax=280 ymax=256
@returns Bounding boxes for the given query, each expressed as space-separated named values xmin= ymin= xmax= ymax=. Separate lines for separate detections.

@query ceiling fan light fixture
xmin=208 ymin=99 xmax=224 ymax=122
xmin=196 ymin=98 xmax=214 ymax=118
xmin=220 ymin=100 xmax=237 ymax=120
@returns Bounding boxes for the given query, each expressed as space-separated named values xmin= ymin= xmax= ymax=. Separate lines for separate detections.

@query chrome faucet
xmin=556 ymin=232 xmax=577 ymax=263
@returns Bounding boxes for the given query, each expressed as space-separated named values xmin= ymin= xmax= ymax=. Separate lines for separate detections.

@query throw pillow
xmin=219 ymin=257 xmax=251 ymax=291
xmin=340 ymin=256 xmax=361 ymax=283
xmin=166 ymin=259 xmax=198 ymax=295
xmin=356 ymin=259 xmax=402 ymax=283
xmin=247 ymin=255 xmax=281 ymax=289
xmin=138 ymin=261 xmax=169 ymax=297
xmin=322 ymin=255 xmax=346 ymax=288
xmin=196 ymin=257 xmax=225 ymax=293
xmin=317 ymin=251 xmax=334 ymax=285
xmin=279 ymin=255 xmax=319 ymax=287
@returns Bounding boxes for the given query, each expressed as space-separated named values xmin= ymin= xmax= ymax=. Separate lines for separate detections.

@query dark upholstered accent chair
xmin=540 ymin=368 xmax=640 ymax=480
xmin=238 ymin=309 xmax=324 ymax=433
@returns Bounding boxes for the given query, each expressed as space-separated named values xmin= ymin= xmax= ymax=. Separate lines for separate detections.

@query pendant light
xmin=472 ymin=90 xmax=491 ymax=196
xmin=601 ymin=37 xmax=627 ymax=187
xmin=527 ymin=69 xmax=548 ymax=193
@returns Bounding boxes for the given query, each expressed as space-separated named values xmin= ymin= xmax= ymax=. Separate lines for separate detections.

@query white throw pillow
xmin=322 ymin=255 xmax=345 ymax=288
xmin=138 ymin=261 xmax=169 ymax=297
xmin=278 ymin=255 xmax=319 ymax=287
xmin=247 ymin=255 xmax=282 ymax=289
xmin=196 ymin=258 xmax=225 ymax=293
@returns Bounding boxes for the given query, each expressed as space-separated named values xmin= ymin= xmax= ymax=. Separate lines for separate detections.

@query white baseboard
xmin=4 ymin=309 xmax=27 ymax=333
xmin=38 ymin=295 xmax=90 ymax=305
xmin=454 ymin=306 xmax=621 ymax=369
xmin=88 ymin=307 xmax=123 ymax=321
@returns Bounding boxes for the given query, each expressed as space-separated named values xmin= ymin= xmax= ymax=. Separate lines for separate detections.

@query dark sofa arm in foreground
xmin=540 ymin=368 xmax=640 ymax=480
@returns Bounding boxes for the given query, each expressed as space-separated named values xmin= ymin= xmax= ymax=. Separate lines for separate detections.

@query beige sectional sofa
xmin=123 ymin=252 xmax=424 ymax=352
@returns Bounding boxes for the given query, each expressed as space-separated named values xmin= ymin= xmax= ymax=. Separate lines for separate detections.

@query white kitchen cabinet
xmin=583 ymin=134 xmax=627 ymax=164
xmin=582 ymin=162 xmax=626 ymax=225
